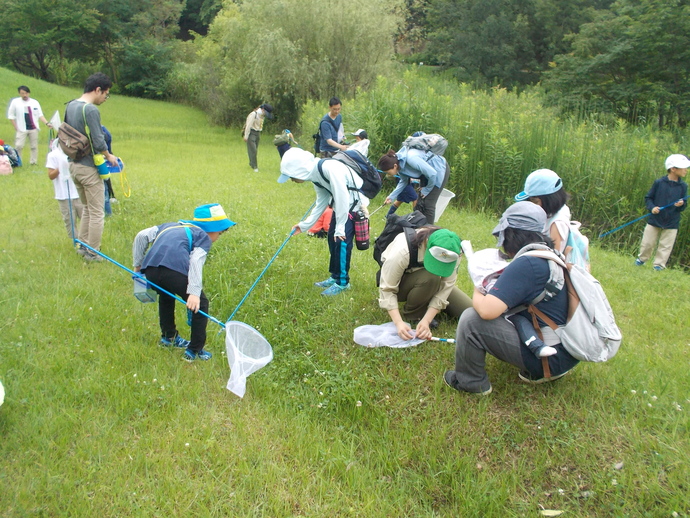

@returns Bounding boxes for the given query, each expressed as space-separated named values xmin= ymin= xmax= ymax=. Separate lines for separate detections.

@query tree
xmin=426 ymin=0 xmax=541 ymax=88
xmin=173 ymin=0 xmax=403 ymax=125
xmin=0 ymin=0 xmax=100 ymax=80
xmin=545 ymin=0 xmax=690 ymax=127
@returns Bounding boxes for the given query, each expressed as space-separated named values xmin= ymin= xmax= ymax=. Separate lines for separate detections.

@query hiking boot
xmin=634 ymin=258 xmax=645 ymax=266
xmin=183 ymin=348 xmax=213 ymax=362
xmin=76 ymin=246 xmax=89 ymax=257
xmin=314 ymin=277 xmax=336 ymax=288
xmin=443 ymin=370 xmax=492 ymax=395
xmin=518 ymin=369 xmax=571 ymax=384
xmin=321 ymin=283 xmax=351 ymax=296
xmin=160 ymin=334 xmax=190 ymax=349
xmin=83 ymin=251 xmax=104 ymax=262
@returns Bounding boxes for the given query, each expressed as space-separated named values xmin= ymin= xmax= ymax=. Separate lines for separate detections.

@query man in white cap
xmin=635 ymin=154 xmax=689 ymax=270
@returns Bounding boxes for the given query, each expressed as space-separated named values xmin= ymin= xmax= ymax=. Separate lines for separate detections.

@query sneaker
xmin=76 ymin=246 xmax=89 ymax=257
xmin=321 ymin=283 xmax=351 ymax=296
xmin=537 ymin=346 xmax=558 ymax=358
xmin=518 ymin=369 xmax=571 ymax=384
xmin=634 ymin=258 xmax=645 ymax=266
xmin=443 ymin=371 xmax=492 ymax=395
xmin=83 ymin=251 xmax=104 ymax=262
xmin=160 ymin=334 xmax=190 ymax=349
xmin=110 ymin=198 xmax=118 ymax=204
xmin=653 ymin=265 xmax=664 ymax=271
xmin=183 ymin=348 xmax=213 ymax=362
xmin=253 ymin=168 xmax=259 ymax=173
xmin=314 ymin=277 xmax=336 ymax=288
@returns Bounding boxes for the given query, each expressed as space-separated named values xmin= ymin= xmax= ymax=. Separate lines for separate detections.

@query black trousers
xmin=144 ymin=266 xmax=209 ymax=353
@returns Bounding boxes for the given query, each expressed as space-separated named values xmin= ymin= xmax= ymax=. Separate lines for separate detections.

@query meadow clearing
xmin=1 ymin=68 xmax=689 ymax=517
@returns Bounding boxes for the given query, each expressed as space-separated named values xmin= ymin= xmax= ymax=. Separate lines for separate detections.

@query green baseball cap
xmin=424 ymin=229 xmax=461 ymax=277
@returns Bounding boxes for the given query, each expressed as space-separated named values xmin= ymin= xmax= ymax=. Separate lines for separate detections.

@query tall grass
xmin=298 ymin=69 xmax=690 ymax=268
xmin=1 ymin=66 xmax=690 ymax=516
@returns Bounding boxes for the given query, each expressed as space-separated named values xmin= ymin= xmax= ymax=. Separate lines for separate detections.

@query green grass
xmin=1 ymin=67 xmax=690 ymax=517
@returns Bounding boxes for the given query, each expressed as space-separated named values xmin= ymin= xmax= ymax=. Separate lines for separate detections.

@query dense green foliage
xmin=298 ymin=70 xmax=690 ymax=267
xmin=1 ymin=67 xmax=690 ymax=516
xmin=167 ymin=0 xmax=403 ymax=125
xmin=544 ymin=0 xmax=690 ymax=128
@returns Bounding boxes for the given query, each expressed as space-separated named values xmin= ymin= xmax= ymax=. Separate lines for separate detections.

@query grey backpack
xmin=402 ymin=132 xmax=448 ymax=156
xmin=516 ymin=244 xmax=622 ymax=362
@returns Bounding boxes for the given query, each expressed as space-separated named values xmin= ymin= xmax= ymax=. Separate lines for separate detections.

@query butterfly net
xmin=225 ymin=321 xmax=274 ymax=398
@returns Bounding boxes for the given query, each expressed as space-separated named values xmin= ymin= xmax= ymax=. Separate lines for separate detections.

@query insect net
xmin=225 ymin=321 xmax=273 ymax=398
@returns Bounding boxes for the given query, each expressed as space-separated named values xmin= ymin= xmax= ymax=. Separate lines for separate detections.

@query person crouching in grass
xmin=133 ymin=204 xmax=235 ymax=362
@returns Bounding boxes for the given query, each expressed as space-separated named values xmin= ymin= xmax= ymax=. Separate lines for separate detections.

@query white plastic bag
xmin=225 ymin=321 xmax=273 ymax=398
xmin=354 ymin=322 xmax=425 ymax=348
xmin=467 ymin=248 xmax=510 ymax=294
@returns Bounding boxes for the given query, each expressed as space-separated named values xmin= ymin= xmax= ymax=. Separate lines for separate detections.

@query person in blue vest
xmin=318 ymin=97 xmax=348 ymax=158
xmin=133 ymin=204 xmax=235 ymax=362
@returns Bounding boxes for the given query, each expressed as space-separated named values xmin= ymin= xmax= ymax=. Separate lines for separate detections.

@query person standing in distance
xmin=243 ymin=103 xmax=273 ymax=172
xmin=318 ymin=97 xmax=347 ymax=158
xmin=6 ymin=85 xmax=52 ymax=166
xmin=64 ymin=73 xmax=117 ymax=262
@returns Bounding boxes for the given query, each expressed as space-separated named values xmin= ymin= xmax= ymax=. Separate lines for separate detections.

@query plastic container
xmin=133 ymin=274 xmax=157 ymax=303
xmin=107 ymin=157 xmax=124 ymax=174
xmin=434 ymin=188 xmax=455 ymax=223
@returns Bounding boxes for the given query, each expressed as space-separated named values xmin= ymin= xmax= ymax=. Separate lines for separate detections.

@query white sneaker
xmin=109 ymin=198 xmax=118 ymax=204
xmin=253 ymin=168 xmax=259 ymax=172
xmin=538 ymin=346 xmax=558 ymax=358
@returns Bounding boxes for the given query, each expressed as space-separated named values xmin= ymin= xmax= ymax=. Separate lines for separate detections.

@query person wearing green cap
xmin=378 ymin=227 xmax=472 ymax=341
xmin=133 ymin=203 xmax=235 ymax=362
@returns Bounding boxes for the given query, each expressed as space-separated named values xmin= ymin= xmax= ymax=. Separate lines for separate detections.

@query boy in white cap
xmin=348 ymin=129 xmax=370 ymax=157
xmin=635 ymin=154 xmax=689 ymax=270
xmin=133 ymin=204 xmax=235 ymax=361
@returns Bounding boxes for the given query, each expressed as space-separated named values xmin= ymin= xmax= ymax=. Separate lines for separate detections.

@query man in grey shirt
xmin=64 ymin=73 xmax=117 ymax=261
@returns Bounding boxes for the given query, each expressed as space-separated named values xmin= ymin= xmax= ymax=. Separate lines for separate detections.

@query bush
xmin=299 ymin=68 xmax=690 ymax=267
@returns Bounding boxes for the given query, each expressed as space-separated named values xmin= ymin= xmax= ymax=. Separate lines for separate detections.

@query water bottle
xmin=93 ymin=154 xmax=111 ymax=180
xmin=352 ymin=210 xmax=370 ymax=251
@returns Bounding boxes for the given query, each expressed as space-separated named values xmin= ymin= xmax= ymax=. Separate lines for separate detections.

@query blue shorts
xmin=398 ymin=184 xmax=418 ymax=203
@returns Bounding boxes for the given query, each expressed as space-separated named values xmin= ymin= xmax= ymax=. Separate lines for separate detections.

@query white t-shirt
xmin=46 ymin=147 xmax=80 ymax=200
xmin=348 ymin=138 xmax=370 ymax=157
xmin=546 ymin=205 xmax=571 ymax=254
xmin=7 ymin=97 xmax=44 ymax=132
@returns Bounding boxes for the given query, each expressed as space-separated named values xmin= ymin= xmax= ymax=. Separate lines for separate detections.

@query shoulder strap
xmin=403 ymin=227 xmax=421 ymax=268
xmin=153 ymin=223 xmax=196 ymax=251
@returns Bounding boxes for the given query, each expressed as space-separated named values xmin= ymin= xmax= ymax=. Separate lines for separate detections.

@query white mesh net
xmin=225 ymin=321 xmax=273 ymax=398
xmin=353 ymin=322 xmax=425 ymax=348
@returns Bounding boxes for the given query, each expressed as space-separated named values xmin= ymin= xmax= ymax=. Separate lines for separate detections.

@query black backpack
xmin=373 ymin=211 xmax=428 ymax=285
xmin=316 ymin=149 xmax=383 ymax=200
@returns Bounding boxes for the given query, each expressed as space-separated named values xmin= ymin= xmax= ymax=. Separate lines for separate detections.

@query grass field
xmin=1 ymin=67 xmax=689 ymax=517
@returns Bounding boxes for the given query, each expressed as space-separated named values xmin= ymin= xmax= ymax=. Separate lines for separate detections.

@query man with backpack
xmin=316 ymin=97 xmax=347 ymax=158
xmin=278 ymin=147 xmax=365 ymax=296
xmin=64 ymin=73 xmax=117 ymax=262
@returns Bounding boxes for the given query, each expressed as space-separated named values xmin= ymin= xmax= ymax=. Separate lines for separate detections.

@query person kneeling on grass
xmin=379 ymin=227 xmax=472 ymax=341
xmin=278 ymin=147 xmax=365 ymax=296
xmin=133 ymin=204 xmax=235 ymax=362
xmin=443 ymin=201 xmax=579 ymax=395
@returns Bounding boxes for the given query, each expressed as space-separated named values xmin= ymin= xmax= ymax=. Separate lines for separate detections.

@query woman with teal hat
xmin=133 ymin=203 xmax=235 ymax=362
xmin=515 ymin=168 xmax=571 ymax=255
xmin=378 ymin=226 xmax=472 ymax=341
